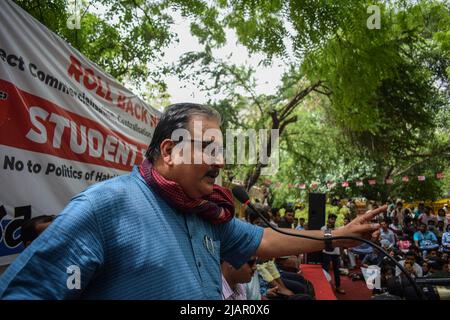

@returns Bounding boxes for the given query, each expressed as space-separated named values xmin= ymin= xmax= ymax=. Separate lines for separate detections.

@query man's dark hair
xmin=299 ymin=217 xmax=305 ymax=221
xmin=284 ymin=207 xmax=294 ymax=214
xmin=245 ymin=203 xmax=269 ymax=225
xmin=270 ymin=207 xmax=280 ymax=215
xmin=428 ymin=258 xmax=444 ymax=271
xmin=145 ymin=103 xmax=221 ymax=163
xmin=21 ymin=215 xmax=55 ymax=246
xmin=328 ymin=214 xmax=337 ymax=220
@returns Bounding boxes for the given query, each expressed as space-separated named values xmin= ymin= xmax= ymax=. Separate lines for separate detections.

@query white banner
xmin=0 ymin=0 xmax=160 ymax=264
xmin=360 ymin=266 xmax=381 ymax=290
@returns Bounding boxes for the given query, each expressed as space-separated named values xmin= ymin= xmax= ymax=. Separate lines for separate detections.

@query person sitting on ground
xmin=437 ymin=208 xmax=447 ymax=226
xmin=435 ymin=220 xmax=445 ymax=241
xmin=361 ymin=248 xmax=384 ymax=268
xmin=379 ymin=219 xmax=396 ymax=248
xmin=21 ymin=215 xmax=55 ymax=247
xmin=418 ymin=206 xmax=437 ymax=226
xmin=403 ymin=208 xmax=413 ymax=221
xmin=425 ymin=249 xmax=439 ymax=261
xmin=422 ymin=261 xmax=430 ymax=277
xmin=389 ymin=217 xmax=403 ymax=237
xmin=413 ymin=222 xmax=439 ymax=256
xmin=402 ymin=216 xmax=417 ymax=239
xmin=403 ymin=260 xmax=418 ymax=278
xmin=380 ymin=248 xmax=402 ymax=271
xmin=408 ymin=245 xmax=423 ymax=265
xmin=221 ymin=258 xmax=257 ymax=300
xmin=395 ymin=251 xmax=423 ymax=278
xmin=245 ymin=208 xmax=309 ymax=297
xmin=425 ymin=259 xmax=450 ymax=278
xmin=397 ymin=235 xmax=412 ymax=254
xmin=427 ymin=220 xmax=439 ymax=240
xmin=442 ymin=224 xmax=450 ymax=253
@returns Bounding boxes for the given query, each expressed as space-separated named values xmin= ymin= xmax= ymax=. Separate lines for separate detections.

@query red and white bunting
xmin=274 ymin=171 xmax=444 ymax=190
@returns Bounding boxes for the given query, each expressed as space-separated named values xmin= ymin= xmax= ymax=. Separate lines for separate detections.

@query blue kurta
xmin=0 ymin=167 xmax=264 ymax=299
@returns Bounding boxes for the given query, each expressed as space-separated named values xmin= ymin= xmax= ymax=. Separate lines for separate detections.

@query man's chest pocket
xmin=199 ymin=237 xmax=221 ymax=297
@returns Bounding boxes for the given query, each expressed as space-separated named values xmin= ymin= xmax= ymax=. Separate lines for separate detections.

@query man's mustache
xmin=204 ymin=168 xmax=220 ymax=178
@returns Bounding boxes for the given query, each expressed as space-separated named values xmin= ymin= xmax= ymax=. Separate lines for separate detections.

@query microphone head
xmin=232 ymin=186 xmax=250 ymax=204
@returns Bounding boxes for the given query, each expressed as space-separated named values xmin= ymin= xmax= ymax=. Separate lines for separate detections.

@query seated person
xmin=442 ymin=224 xmax=450 ymax=253
xmin=246 ymin=208 xmax=311 ymax=297
xmin=350 ymin=242 xmax=373 ymax=262
xmin=221 ymin=257 xmax=257 ymax=300
xmin=275 ymin=255 xmax=300 ymax=273
xmin=425 ymin=258 xmax=450 ymax=278
xmin=379 ymin=220 xmax=396 ymax=248
xmin=427 ymin=220 xmax=439 ymax=239
xmin=395 ymin=251 xmax=423 ymax=278
xmin=389 ymin=217 xmax=403 ymax=237
xmin=402 ymin=216 xmax=417 ymax=239
xmin=413 ymin=222 xmax=439 ymax=255
xmin=422 ymin=261 xmax=430 ymax=277
xmin=425 ymin=249 xmax=440 ymax=262
xmin=403 ymin=260 xmax=419 ymax=278
xmin=21 ymin=215 xmax=55 ymax=247
xmin=435 ymin=220 xmax=445 ymax=240
xmin=256 ymin=259 xmax=294 ymax=296
xmin=361 ymin=249 xmax=384 ymax=268
xmin=397 ymin=235 xmax=412 ymax=254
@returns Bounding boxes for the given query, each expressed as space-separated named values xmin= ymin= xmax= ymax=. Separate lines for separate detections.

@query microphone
xmin=232 ymin=185 xmax=251 ymax=205
xmin=231 ymin=186 xmax=424 ymax=300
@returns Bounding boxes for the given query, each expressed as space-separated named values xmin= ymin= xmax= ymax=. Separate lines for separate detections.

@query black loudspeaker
xmin=306 ymin=193 xmax=326 ymax=264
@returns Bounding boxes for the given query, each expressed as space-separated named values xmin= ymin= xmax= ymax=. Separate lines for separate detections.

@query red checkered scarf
xmin=139 ymin=158 xmax=234 ymax=224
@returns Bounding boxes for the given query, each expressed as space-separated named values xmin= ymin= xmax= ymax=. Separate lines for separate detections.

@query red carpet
xmin=300 ymin=264 xmax=337 ymax=300
xmin=336 ymin=273 xmax=373 ymax=300
xmin=300 ymin=265 xmax=373 ymax=300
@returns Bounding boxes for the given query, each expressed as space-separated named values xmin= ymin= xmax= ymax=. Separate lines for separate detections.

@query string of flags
xmin=264 ymin=172 xmax=445 ymax=190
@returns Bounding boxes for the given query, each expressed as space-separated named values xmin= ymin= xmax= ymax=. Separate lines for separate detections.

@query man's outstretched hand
xmin=333 ymin=205 xmax=387 ymax=248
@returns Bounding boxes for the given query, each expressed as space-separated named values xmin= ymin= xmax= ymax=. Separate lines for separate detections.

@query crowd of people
xmin=220 ymin=199 xmax=450 ymax=300
xmin=16 ymin=199 xmax=450 ymax=300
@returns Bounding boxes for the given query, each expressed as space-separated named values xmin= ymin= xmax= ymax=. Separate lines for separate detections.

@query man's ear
xmin=159 ymin=139 xmax=174 ymax=165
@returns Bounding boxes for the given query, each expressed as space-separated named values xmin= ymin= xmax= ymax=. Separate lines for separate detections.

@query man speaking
xmin=0 ymin=103 xmax=385 ymax=299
